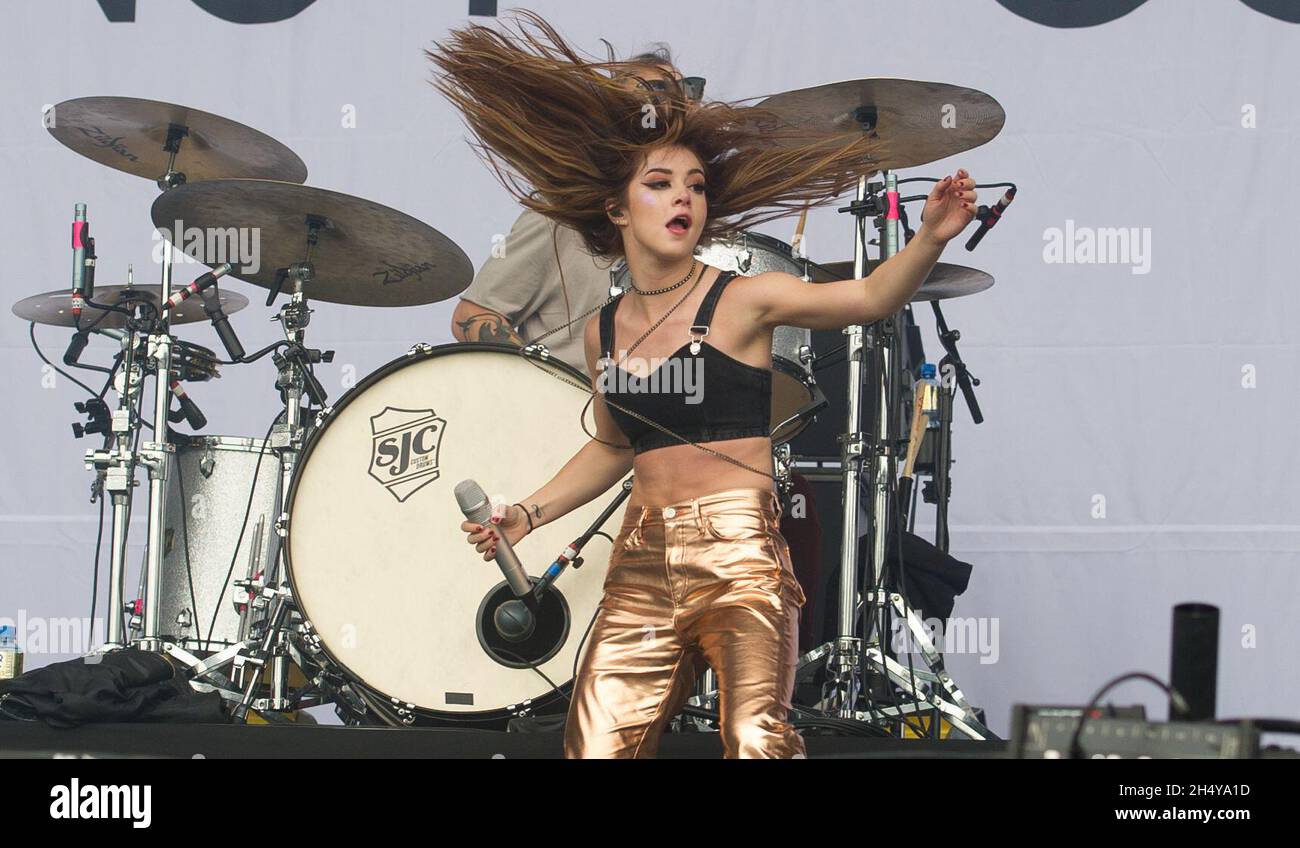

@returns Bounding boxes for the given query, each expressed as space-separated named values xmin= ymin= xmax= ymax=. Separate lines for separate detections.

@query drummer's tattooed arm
xmin=451 ymin=303 xmax=525 ymax=347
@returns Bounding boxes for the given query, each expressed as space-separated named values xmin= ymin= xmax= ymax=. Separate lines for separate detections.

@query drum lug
xmin=298 ymin=620 xmax=323 ymax=655
xmin=389 ymin=697 xmax=417 ymax=725
xmin=313 ymin=406 xmax=333 ymax=427
xmin=406 ymin=342 xmax=433 ymax=357
xmin=737 ymin=248 xmax=753 ymax=273
xmin=274 ymin=512 xmax=289 ymax=537
xmin=522 ymin=343 xmax=551 ymax=361
xmin=798 ymin=344 xmax=816 ymax=366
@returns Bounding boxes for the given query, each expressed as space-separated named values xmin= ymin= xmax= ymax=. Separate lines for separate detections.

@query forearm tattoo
xmin=456 ymin=312 xmax=524 ymax=346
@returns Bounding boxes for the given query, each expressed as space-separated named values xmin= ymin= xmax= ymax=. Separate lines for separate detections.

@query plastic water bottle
xmin=917 ymin=363 xmax=942 ymax=428
xmin=0 ymin=625 xmax=21 ymax=680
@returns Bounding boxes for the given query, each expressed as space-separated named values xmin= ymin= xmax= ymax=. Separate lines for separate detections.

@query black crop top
xmin=597 ymin=270 xmax=771 ymax=454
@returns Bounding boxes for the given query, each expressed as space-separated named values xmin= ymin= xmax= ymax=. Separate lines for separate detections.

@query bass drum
xmin=284 ymin=343 xmax=621 ymax=726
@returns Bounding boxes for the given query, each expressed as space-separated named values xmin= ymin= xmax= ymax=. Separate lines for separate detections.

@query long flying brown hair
xmin=428 ymin=9 xmax=883 ymax=257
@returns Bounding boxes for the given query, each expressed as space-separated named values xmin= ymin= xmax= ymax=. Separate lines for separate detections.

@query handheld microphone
xmin=965 ymin=187 xmax=1015 ymax=252
xmin=164 ymin=263 xmax=234 ymax=312
xmin=455 ymin=479 xmax=535 ymax=642
xmin=71 ymin=204 xmax=88 ymax=319
xmin=199 ymin=284 xmax=246 ymax=361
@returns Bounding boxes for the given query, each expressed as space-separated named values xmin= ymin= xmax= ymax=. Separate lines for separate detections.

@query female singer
xmin=432 ymin=11 xmax=976 ymax=758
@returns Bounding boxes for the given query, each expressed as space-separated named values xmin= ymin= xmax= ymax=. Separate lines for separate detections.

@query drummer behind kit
xmin=15 ymin=73 xmax=1015 ymax=736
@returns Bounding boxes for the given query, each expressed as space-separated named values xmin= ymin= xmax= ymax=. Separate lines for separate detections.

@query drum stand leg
xmin=162 ymin=584 xmax=300 ymax=722
xmin=232 ymin=585 xmax=294 ymax=721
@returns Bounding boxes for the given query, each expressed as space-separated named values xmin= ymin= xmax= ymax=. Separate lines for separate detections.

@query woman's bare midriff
xmin=625 ymin=435 xmax=776 ymax=506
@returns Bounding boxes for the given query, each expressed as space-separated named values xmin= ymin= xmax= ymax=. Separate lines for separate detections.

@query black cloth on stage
xmin=0 ymin=648 xmax=226 ymax=727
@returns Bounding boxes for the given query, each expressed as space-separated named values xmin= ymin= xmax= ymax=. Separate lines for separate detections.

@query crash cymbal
xmin=150 ymin=180 xmax=473 ymax=307
xmin=815 ymin=260 xmax=994 ymax=302
xmin=12 ymin=285 xmax=248 ymax=329
xmin=47 ymin=96 xmax=307 ymax=184
xmin=756 ymin=79 xmax=1005 ymax=171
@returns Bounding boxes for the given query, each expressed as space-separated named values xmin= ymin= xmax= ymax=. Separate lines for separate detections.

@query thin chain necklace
xmin=628 ymin=258 xmax=697 ymax=296
xmin=611 ymin=261 xmax=703 ymax=369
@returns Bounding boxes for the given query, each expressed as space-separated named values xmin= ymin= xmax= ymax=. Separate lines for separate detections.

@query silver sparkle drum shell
xmin=147 ymin=435 xmax=281 ymax=651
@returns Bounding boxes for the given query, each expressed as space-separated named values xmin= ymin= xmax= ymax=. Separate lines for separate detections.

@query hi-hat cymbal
xmin=47 ymin=96 xmax=308 ymax=184
xmin=815 ymin=260 xmax=994 ymax=302
xmin=12 ymin=285 xmax=249 ymax=329
xmin=756 ymin=79 xmax=1005 ymax=171
xmin=150 ymin=180 xmax=473 ymax=307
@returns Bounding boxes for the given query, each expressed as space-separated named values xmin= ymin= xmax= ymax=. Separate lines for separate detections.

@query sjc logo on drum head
xmin=368 ymin=407 xmax=446 ymax=502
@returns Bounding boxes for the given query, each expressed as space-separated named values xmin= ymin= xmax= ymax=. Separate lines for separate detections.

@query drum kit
xmin=17 ymin=75 xmax=1013 ymax=736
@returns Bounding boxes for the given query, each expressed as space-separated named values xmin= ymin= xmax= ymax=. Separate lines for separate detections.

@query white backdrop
xmin=2 ymin=0 xmax=1298 ymax=737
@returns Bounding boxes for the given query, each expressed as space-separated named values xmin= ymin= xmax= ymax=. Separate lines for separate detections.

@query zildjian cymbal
xmin=755 ymin=78 xmax=1005 ymax=171
xmin=150 ymin=179 xmax=473 ymax=307
xmin=47 ymin=96 xmax=308 ymax=185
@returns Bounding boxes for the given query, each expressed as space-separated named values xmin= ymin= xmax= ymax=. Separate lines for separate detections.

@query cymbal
xmin=815 ymin=260 xmax=994 ymax=302
xmin=47 ymin=96 xmax=308 ymax=184
xmin=756 ymin=79 xmax=1005 ymax=171
xmin=12 ymin=285 xmax=249 ymax=329
xmin=150 ymin=180 xmax=473 ymax=307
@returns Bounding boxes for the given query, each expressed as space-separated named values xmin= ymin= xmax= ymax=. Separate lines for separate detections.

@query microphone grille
xmin=454 ymin=479 xmax=488 ymax=513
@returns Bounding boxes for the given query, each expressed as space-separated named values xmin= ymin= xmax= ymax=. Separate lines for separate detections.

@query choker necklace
xmin=628 ymin=259 xmax=697 ymax=296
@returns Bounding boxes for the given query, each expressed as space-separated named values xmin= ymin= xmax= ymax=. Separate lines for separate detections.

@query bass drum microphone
xmin=473 ymin=579 xmax=572 ymax=672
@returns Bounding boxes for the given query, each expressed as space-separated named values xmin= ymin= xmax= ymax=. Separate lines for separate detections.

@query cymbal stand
xmin=230 ymin=229 xmax=332 ymax=713
xmin=794 ymin=174 xmax=886 ymax=717
xmin=132 ymin=126 xmax=191 ymax=650
xmin=796 ymin=173 xmax=991 ymax=739
xmin=85 ymin=323 xmax=146 ymax=648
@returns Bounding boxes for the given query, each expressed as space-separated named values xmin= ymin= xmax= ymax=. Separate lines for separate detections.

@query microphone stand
xmin=928 ymin=301 xmax=983 ymax=552
xmin=533 ymin=476 xmax=633 ymax=599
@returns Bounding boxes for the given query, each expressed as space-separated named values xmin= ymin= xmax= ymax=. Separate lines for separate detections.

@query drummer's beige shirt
xmin=460 ymin=209 xmax=617 ymax=372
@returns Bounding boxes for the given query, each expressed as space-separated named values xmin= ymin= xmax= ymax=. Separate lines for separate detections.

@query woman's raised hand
xmin=919 ymin=168 xmax=978 ymax=246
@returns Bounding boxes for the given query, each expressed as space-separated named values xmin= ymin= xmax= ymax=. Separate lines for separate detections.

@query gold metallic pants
xmin=564 ymin=488 xmax=807 ymax=759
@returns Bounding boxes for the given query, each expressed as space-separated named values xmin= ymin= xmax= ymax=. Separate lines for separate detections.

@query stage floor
xmin=0 ymin=722 xmax=1007 ymax=759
